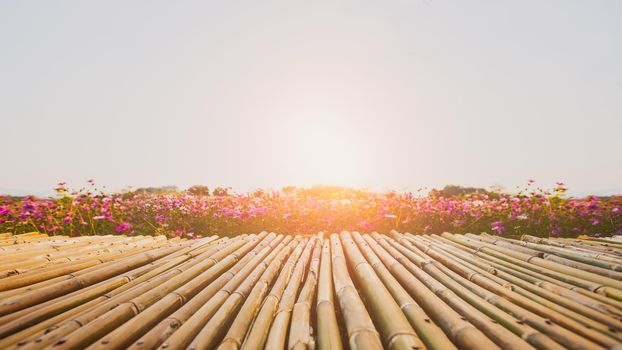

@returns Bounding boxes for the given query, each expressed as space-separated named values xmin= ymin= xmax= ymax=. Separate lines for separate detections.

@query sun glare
xmin=280 ymin=115 xmax=372 ymax=187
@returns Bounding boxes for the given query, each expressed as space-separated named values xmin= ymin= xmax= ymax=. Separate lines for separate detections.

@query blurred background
xmin=1 ymin=0 xmax=621 ymax=196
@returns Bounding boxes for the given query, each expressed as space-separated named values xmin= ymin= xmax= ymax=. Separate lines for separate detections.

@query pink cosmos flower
xmin=358 ymin=220 xmax=375 ymax=231
xmin=0 ymin=205 xmax=10 ymax=215
xmin=491 ymin=221 xmax=505 ymax=234
xmin=114 ymin=222 xmax=131 ymax=233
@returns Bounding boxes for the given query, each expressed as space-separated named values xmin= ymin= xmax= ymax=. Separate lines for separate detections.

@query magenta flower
xmin=1 ymin=180 xmax=621 ymax=238
xmin=114 ymin=222 xmax=131 ymax=233
xmin=491 ymin=221 xmax=505 ymax=234
xmin=358 ymin=220 xmax=375 ymax=231
xmin=0 ymin=205 xmax=11 ymax=215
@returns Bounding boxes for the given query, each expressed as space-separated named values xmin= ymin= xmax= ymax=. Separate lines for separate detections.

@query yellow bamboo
xmin=187 ymin=238 xmax=298 ymax=350
xmin=400 ymin=234 xmax=610 ymax=350
xmin=127 ymin=233 xmax=280 ymax=350
xmin=228 ymin=238 xmax=309 ymax=350
xmin=466 ymin=233 xmax=622 ymax=279
xmin=0 ymin=236 xmax=200 ymax=348
xmin=54 ymin=235 xmax=257 ymax=350
xmin=330 ymin=233 xmax=383 ymax=350
xmin=443 ymin=233 xmax=622 ymax=300
xmin=158 ymin=235 xmax=292 ymax=350
xmin=315 ymin=237 xmax=344 ymax=350
xmin=5 ymin=252 xmax=192 ymax=349
xmin=416 ymin=234 xmax=622 ymax=332
xmin=370 ymin=233 xmax=503 ymax=350
xmin=1 ymin=231 xmax=619 ymax=350
xmin=88 ymin=234 xmax=267 ymax=350
xmin=0 ymin=243 xmax=187 ymax=317
xmin=279 ymin=235 xmax=320 ymax=350
xmin=339 ymin=231 xmax=424 ymax=349
xmin=352 ymin=232 xmax=457 ymax=350
xmin=243 ymin=237 xmax=316 ymax=350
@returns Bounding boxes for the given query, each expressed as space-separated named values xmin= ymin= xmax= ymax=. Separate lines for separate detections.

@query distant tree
xmin=489 ymin=183 xmax=505 ymax=194
xmin=282 ymin=186 xmax=297 ymax=194
xmin=133 ymin=186 xmax=179 ymax=195
xmin=212 ymin=187 xmax=231 ymax=196
xmin=430 ymin=185 xmax=488 ymax=198
xmin=251 ymin=189 xmax=265 ymax=197
xmin=187 ymin=185 xmax=210 ymax=196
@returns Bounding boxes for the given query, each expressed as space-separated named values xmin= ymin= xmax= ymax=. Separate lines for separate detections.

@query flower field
xmin=1 ymin=182 xmax=621 ymax=238
xmin=1 ymin=230 xmax=622 ymax=350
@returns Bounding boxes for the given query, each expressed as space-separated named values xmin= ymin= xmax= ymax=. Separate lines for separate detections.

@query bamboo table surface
xmin=1 ymin=231 xmax=621 ymax=350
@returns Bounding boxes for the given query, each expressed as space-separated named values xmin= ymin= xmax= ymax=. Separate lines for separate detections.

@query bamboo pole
xmin=0 ymin=239 xmax=193 ymax=314
xmin=0 ymin=237 xmax=203 ymax=348
xmin=187 ymin=238 xmax=298 ymax=350
xmin=385 ymin=234 xmax=546 ymax=350
xmin=499 ymin=236 xmax=622 ymax=270
xmin=339 ymin=231 xmax=424 ymax=350
xmin=282 ymin=233 xmax=323 ymax=349
xmin=437 ymin=234 xmax=622 ymax=313
xmin=6 ymin=253 xmax=194 ymax=350
xmin=0 ymin=271 xmax=127 ymax=339
xmin=351 ymin=232 xmax=457 ymax=350
xmin=371 ymin=233 xmax=511 ymax=350
xmin=467 ymin=233 xmax=622 ymax=279
xmin=315 ymin=237 xmax=344 ymax=350
xmin=0 ymin=242 xmax=160 ymax=281
xmin=578 ymin=237 xmax=622 ymax=250
xmin=155 ymin=235 xmax=290 ymax=350
xmin=242 ymin=237 xmax=315 ymax=350
xmin=0 ymin=237 xmax=210 ymax=325
xmin=398 ymin=234 xmax=612 ymax=350
xmin=0 ymin=253 xmax=135 ymax=292
xmin=365 ymin=234 xmax=490 ymax=350
xmin=522 ymin=235 xmax=622 ymax=258
xmin=2 ymin=231 xmax=620 ymax=350
xmin=330 ymin=233 xmax=383 ymax=350
xmin=0 ymin=243 xmax=187 ymax=316
xmin=52 ymin=235 xmax=257 ymax=350
xmin=230 ymin=238 xmax=309 ymax=350
xmin=127 ymin=233 xmax=281 ymax=350
xmin=87 ymin=234 xmax=267 ymax=350
xmin=416 ymin=234 xmax=622 ymax=332
xmin=31 ymin=236 xmax=234 ymax=349
xmin=443 ymin=233 xmax=622 ymax=301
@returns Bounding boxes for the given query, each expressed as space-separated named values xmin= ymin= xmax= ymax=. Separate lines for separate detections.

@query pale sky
xmin=1 ymin=1 xmax=621 ymax=197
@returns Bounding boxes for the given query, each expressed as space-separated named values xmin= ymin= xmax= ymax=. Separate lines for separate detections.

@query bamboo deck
xmin=1 ymin=231 xmax=622 ymax=350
